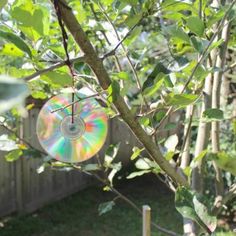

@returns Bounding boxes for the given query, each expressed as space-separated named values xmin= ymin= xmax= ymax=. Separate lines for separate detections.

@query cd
xmin=36 ymin=92 xmax=108 ymax=163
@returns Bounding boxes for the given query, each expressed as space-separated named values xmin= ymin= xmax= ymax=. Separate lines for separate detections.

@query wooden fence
xmin=0 ymin=106 xmax=182 ymax=217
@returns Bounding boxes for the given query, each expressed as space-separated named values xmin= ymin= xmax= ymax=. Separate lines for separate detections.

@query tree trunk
xmin=212 ymin=18 xmax=231 ymax=201
xmin=192 ymin=71 xmax=213 ymax=193
xmin=180 ymin=105 xmax=193 ymax=169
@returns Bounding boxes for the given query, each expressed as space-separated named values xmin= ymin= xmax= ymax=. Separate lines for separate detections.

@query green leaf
xmin=23 ymin=148 xmax=42 ymax=158
xmin=101 ymin=0 xmax=114 ymax=5
xmin=186 ymin=16 xmax=205 ymax=37
xmin=166 ymin=94 xmax=199 ymax=107
xmin=208 ymin=39 xmax=224 ymax=52
xmin=143 ymin=78 xmax=164 ymax=97
xmin=135 ymin=158 xmax=151 ymax=170
xmin=175 ymin=187 xmax=198 ymax=221
xmin=0 ymin=76 xmax=29 ymax=114
xmin=207 ymin=8 xmax=225 ymax=28
xmin=126 ymin=170 xmax=151 ymax=179
xmin=211 ymin=152 xmax=236 ymax=176
xmin=154 ymin=110 xmax=166 ymax=122
xmin=193 ymin=196 xmax=217 ymax=232
xmin=194 ymin=64 xmax=208 ymax=81
xmin=130 ymin=147 xmax=144 ymax=160
xmin=191 ymin=150 xmax=208 ymax=168
xmin=233 ymin=119 xmax=236 ymax=135
xmin=115 ymin=71 xmax=130 ymax=80
xmin=104 ymin=143 xmax=120 ymax=167
xmin=203 ymin=108 xmax=224 ymax=121
xmin=139 ymin=117 xmax=150 ymax=127
xmin=11 ymin=3 xmax=49 ymax=40
xmin=1 ymin=43 xmax=24 ymax=57
xmin=175 ymin=187 xmax=211 ymax=232
xmin=125 ymin=26 xmax=143 ymax=46
xmin=41 ymin=71 xmax=72 ymax=87
xmin=108 ymin=162 xmax=122 ymax=185
xmin=164 ymin=122 xmax=177 ymax=131
xmin=0 ymin=30 xmax=32 ymax=57
xmin=107 ymin=81 xmax=120 ymax=103
xmin=125 ymin=13 xmax=142 ymax=27
xmin=142 ymin=62 xmax=170 ymax=96
xmin=5 ymin=149 xmax=23 ymax=162
xmin=51 ymin=161 xmax=72 ymax=168
xmin=37 ymin=164 xmax=46 ymax=174
xmin=164 ymin=134 xmax=178 ymax=151
xmin=0 ymin=0 xmax=7 ymax=11
xmin=164 ymin=75 xmax=174 ymax=88
xmin=165 ymin=151 xmax=175 ymax=161
xmin=82 ymin=163 xmax=101 ymax=171
xmin=135 ymin=158 xmax=158 ymax=170
xmin=166 ymin=25 xmax=190 ymax=44
xmin=0 ymin=134 xmax=18 ymax=151
xmin=31 ymin=90 xmax=47 ymax=100
xmin=70 ymin=1 xmax=87 ymax=22
xmin=98 ymin=201 xmax=115 ymax=216
xmin=183 ymin=166 xmax=191 ymax=178
xmin=190 ymin=36 xmax=204 ymax=53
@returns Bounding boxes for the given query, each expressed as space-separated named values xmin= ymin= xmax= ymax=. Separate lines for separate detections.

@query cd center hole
xmin=69 ymin=125 xmax=76 ymax=131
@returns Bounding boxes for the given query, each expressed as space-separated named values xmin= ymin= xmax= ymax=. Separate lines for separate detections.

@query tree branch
xmin=0 ymin=123 xmax=47 ymax=156
xmin=179 ymin=105 xmax=194 ymax=169
xmin=50 ymin=91 xmax=106 ymax=113
xmin=101 ymin=23 xmax=139 ymax=60
xmin=54 ymin=0 xmax=188 ymax=187
xmin=23 ymin=56 xmax=85 ymax=81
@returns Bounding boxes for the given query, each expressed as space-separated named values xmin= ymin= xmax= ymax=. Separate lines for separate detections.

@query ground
xmin=0 ymin=175 xmax=234 ymax=236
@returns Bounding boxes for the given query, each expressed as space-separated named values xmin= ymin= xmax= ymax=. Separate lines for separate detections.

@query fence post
xmin=142 ymin=205 xmax=151 ymax=236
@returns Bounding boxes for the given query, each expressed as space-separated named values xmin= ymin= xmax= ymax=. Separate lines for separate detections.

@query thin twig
xmin=23 ymin=56 xmax=85 ymax=81
xmin=178 ymin=106 xmax=194 ymax=168
xmin=152 ymin=107 xmax=173 ymax=136
xmin=102 ymin=23 xmax=139 ymax=60
xmin=0 ymin=123 xmax=47 ymax=155
xmin=51 ymin=91 xmax=106 ymax=113
xmin=224 ymin=61 xmax=236 ymax=72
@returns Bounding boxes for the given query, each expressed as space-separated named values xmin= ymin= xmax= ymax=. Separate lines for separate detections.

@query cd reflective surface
xmin=36 ymin=93 xmax=108 ymax=163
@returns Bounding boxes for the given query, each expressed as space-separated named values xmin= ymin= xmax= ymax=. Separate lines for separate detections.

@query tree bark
xmin=192 ymin=70 xmax=213 ymax=193
xmin=180 ymin=105 xmax=195 ymax=235
xmin=55 ymin=0 xmax=188 ymax=187
xmin=212 ymin=18 xmax=231 ymax=200
xmin=180 ymin=105 xmax=193 ymax=169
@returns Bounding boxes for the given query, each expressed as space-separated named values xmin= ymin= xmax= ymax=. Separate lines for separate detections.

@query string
xmin=53 ymin=0 xmax=76 ymax=123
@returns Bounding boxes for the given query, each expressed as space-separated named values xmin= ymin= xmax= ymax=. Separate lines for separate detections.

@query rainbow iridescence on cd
xmin=36 ymin=93 xmax=108 ymax=163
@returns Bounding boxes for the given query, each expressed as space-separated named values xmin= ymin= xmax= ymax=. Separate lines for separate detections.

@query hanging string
xmin=53 ymin=0 xmax=76 ymax=123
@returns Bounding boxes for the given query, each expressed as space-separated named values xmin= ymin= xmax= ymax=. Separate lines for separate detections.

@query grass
xmin=0 ymin=175 xmax=234 ymax=236
xmin=0 ymin=175 xmax=182 ymax=236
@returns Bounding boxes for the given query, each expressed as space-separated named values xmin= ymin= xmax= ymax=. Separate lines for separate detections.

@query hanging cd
xmin=36 ymin=92 xmax=108 ymax=163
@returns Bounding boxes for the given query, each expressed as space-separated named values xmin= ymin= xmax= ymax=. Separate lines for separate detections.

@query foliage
xmin=0 ymin=0 xmax=236 ymax=235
